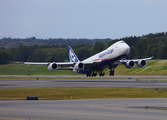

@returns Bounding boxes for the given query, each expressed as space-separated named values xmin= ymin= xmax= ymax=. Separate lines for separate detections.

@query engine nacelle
xmin=74 ymin=62 xmax=84 ymax=70
xmin=137 ymin=60 xmax=146 ymax=68
xmin=47 ymin=63 xmax=58 ymax=71
xmin=124 ymin=61 xmax=135 ymax=69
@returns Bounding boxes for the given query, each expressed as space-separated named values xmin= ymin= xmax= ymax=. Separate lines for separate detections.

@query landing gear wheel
xmin=99 ymin=70 xmax=105 ymax=77
xmin=92 ymin=72 xmax=97 ymax=77
xmin=110 ymin=69 xmax=114 ymax=76
xmin=86 ymin=71 xmax=91 ymax=77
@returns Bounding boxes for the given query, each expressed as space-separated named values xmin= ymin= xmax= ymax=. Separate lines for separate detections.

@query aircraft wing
xmin=24 ymin=62 xmax=74 ymax=67
xmin=17 ymin=61 xmax=95 ymax=68
xmin=132 ymin=57 xmax=153 ymax=62
xmin=119 ymin=57 xmax=153 ymax=63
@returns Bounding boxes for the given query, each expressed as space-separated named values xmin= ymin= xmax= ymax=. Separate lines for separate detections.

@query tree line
xmin=0 ymin=37 xmax=111 ymax=49
xmin=0 ymin=32 xmax=167 ymax=64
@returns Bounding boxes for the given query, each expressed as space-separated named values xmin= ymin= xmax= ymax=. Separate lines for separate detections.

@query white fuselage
xmin=82 ymin=41 xmax=130 ymax=63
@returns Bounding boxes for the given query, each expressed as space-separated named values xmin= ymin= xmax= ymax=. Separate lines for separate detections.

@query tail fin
xmin=67 ymin=46 xmax=80 ymax=62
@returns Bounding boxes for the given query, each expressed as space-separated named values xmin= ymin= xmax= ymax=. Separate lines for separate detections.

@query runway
xmin=1 ymin=75 xmax=167 ymax=120
xmin=0 ymin=76 xmax=167 ymax=89
xmin=0 ymin=98 xmax=167 ymax=120
xmin=1 ymin=75 xmax=167 ymax=78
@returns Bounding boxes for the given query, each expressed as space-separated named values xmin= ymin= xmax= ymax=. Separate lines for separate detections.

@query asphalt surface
xmin=0 ymin=98 xmax=167 ymax=120
xmin=1 ymin=75 xmax=167 ymax=120
xmin=0 ymin=75 xmax=167 ymax=89
xmin=1 ymin=75 xmax=167 ymax=78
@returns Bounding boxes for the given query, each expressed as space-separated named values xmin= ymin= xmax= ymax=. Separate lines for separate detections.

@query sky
xmin=0 ymin=0 xmax=167 ymax=39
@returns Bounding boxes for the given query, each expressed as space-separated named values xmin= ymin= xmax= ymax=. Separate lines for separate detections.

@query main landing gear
xmin=86 ymin=68 xmax=115 ymax=77
xmin=86 ymin=71 xmax=97 ymax=77
xmin=109 ymin=69 xmax=115 ymax=76
xmin=99 ymin=70 xmax=105 ymax=77
xmin=86 ymin=70 xmax=105 ymax=77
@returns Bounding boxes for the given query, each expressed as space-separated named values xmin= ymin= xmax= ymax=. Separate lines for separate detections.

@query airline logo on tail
xmin=67 ymin=46 xmax=80 ymax=62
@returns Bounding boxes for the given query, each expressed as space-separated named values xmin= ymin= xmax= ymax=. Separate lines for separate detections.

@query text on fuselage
xmin=99 ymin=49 xmax=114 ymax=58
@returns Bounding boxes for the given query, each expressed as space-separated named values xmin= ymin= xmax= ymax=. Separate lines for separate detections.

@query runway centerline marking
xmin=0 ymin=109 xmax=166 ymax=120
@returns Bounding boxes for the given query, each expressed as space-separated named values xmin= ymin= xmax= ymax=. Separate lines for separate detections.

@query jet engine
xmin=74 ymin=62 xmax=84 ymax=70
xmin=124 ymin=61 xmax=135 ymax=69
xmin=47 ymin=63 xmax=58 ymax=71
xmin=136 ymin=60 xmax=146 ymax=68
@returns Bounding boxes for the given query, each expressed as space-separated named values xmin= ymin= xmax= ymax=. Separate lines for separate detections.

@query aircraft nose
xmin=119 ymin=43 xmax=130 ymax=55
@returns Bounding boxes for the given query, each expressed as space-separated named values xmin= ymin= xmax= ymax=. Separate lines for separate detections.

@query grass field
xmin=1 ymin=60 xmax=167 ymax=75
xmin=112 ymin=60 xmax=167 ymax=75
xmin=0 ymin=87 xmax=167 ymax=100
xmin=0 ymin=63 xmax=79 ymax=75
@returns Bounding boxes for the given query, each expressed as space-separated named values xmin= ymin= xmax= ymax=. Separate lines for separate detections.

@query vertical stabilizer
xmin=67 ymin=46 xmax=80 ymax=62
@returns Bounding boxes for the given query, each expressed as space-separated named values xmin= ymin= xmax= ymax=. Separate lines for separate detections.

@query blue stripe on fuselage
xmin=99 ymin=54 xmax=127 ymax=66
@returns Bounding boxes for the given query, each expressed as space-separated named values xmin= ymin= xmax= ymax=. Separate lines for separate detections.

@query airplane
xmin=23 ymin=40 xmax=153 ymax=77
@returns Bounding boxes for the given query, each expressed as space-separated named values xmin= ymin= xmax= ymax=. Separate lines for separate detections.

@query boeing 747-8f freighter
xmin=24 ymin=41 xmax=152 ymax=77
